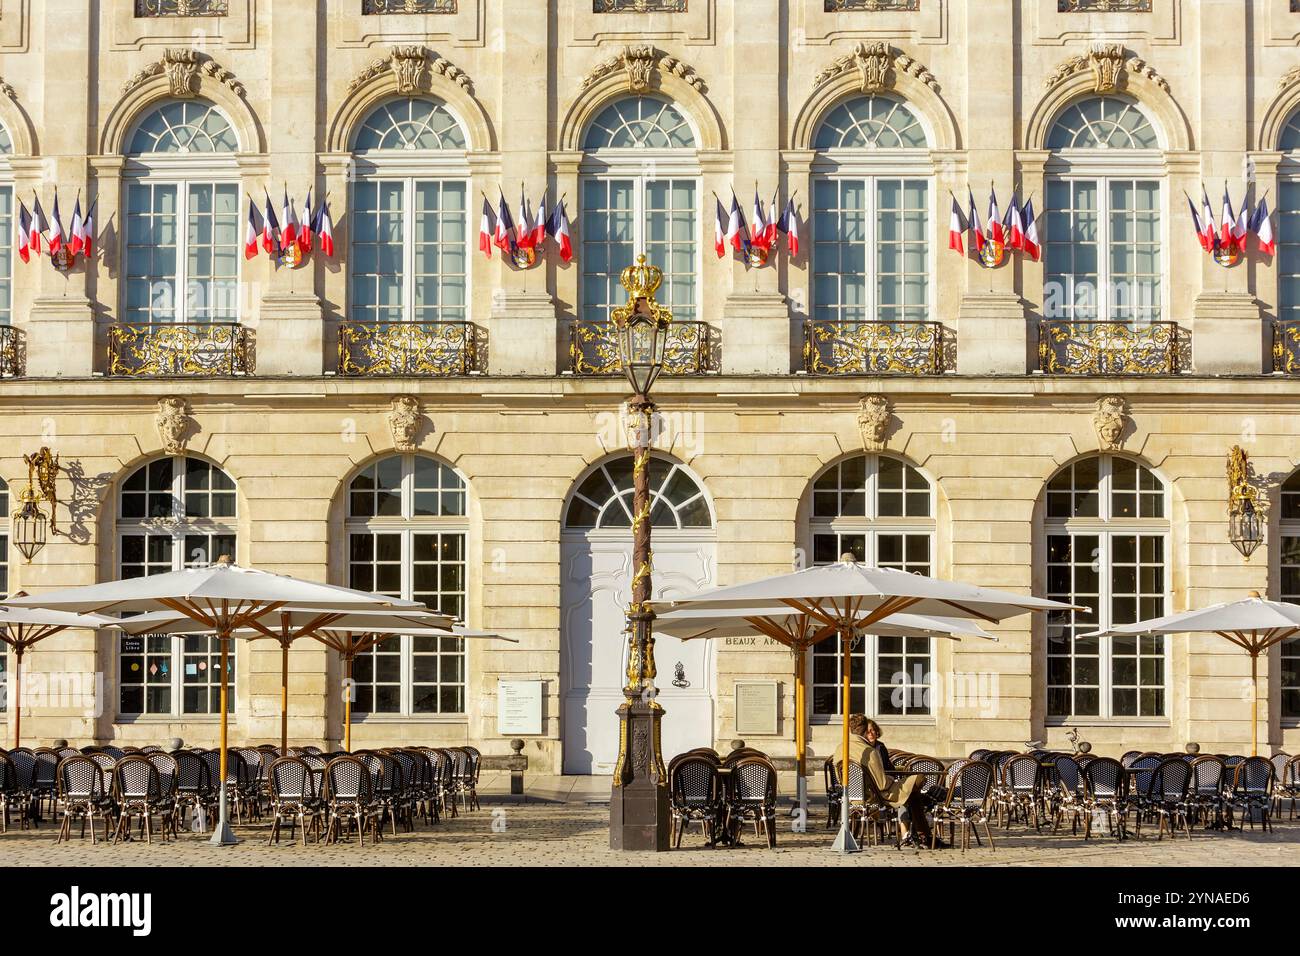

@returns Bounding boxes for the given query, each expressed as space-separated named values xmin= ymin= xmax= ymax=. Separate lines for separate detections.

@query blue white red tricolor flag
xmin=1250 ymin=197 xmax=1275 ymax=256
xmin=545 ymin=198 xmax=573 ymax=263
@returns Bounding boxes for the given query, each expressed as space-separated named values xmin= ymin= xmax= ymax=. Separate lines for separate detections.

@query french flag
xmin=68 ymin=197 xmax=84 ymax=257
xmin=28 ymin=195 xmax=46 ymax=257
xmin=1200 ymin=187 xmax=1219 ymax=252
xmin=766 ymin=191 xmax=780 ymax=250
xmin=1232 ymin=194 xmax=1251 ymax=255
xmin=80 ymin=200 xmax=96 ymax=259
xmin=16 ymin=200 xmax=31 ymax=264
xmin=281 ymin=188 xmax=298 ymax=251
xmin=714 ymin=197 xmax=727 ymax=259
xmin=317 ymin=200 xmax=335 ymax=258
xmin=948 ymin=195 xmax=966 ymax=254
xmin=967 ymin=188 xmax=985 ymax=254
xmin=751 ymin=187 xmax=771 ymax=252
xmin=1187 ymin=194 xmax=1208 ymax=252
xmin=479 ymin=195 xmax=495 ymax=259
xmin=1007 ymin=193 xmax=1025 ymax=251
xmin=546 ymin=199 xmax=573 ymax=263
xmin=1250 ymin=197 xmax=1275 ymax=256
xmin=495 ymin=193 xmax=516 ymax=253
xmin=777 ymin=198 xmax=799 ymax=259
xmin=1021 ymin=199 xmax=1041 ymax=262
xmin=726 ymin=192 xmax=749 ymax=254
xmin=262 ymin=191 xmax=281 ymax=255
xmin=531 ymin=190 xmax=548 ymax=250
xmin=1220 ymin=187 xmax=1235 ymax=249
xmin=298 ymin=188 xmax=314 ymax=254
xmin=516 ymin=186 xmax=534 ymax=250
xmin=244 ymin=198 xmax=262 ymax=260
xmin=987 ymin=188 xmax=1004 ymax=247
xmin=48 ymin=191 xmax=64 ymax=255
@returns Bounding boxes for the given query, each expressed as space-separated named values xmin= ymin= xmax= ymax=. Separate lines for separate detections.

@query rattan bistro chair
xmin=998 ymin=754 xmax=1042 ymax=830
xmin=1082 ymin=757 xmax=1127 ymax=841
xmin=824 ymin=756 xmax=843 ymax=830
xmin=0 ymin=753 xmax=18 ymax=833
xmin=55 ymin=756 xmax=113 ymax=845
xmin=6 ymin=748 xmax=37 ymax=828
xmin=111 ymin=756 xmax=172 ymax=845
xmin=268 ymin=757 xmax=321 ymax=846
xmin=1276 ymin=755 xmax=1300 ymax=820
xmin=725 ymin=756 xmax=779 ymax=848
xmin=1229 ymin=756 xmax=1275 ymax=833
xmin=669 ymin=754 xmax=723 ymax=848
xmin=932 ymin=760 xmax=996 ymax=852
xmin=323 ymin=755 xmax=382 ymax=846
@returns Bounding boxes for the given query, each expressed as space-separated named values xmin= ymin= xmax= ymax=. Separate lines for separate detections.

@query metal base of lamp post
xmin=207 ymin=783 xmax=241 ymax=846
xmin=609 ymin=699 xmax=670 ymax=852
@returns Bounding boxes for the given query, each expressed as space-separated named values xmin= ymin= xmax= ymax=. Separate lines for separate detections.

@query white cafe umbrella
xmin=653 ymin=604 xmax=996 ymax=818
xmin=1082 ymin=591 xmax=1300 ymax=756
xmin=0 ymin=604 xmax=115 ymax=748
xmin=306 ymin=623 xmax=517 ymax=752
xmin=111 ymin=606 xmax=453 ymax=751
xmin=3 ymin=557 xmax=413 ymax=846
xmin=655 ymin=555 xmax=1077 ymax=853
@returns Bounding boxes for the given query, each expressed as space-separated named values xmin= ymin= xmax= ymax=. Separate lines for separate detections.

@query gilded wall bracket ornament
xmin=0 ymin=76 xmax=16 ymax=101
xmin=1044 ymin=43 xmax=1169 ymax=94
xmin=813 ymin=42 xmax=939 ymax=93
xmin=580 ymin=45 xmax=706 ymax=94
xmin=122 ymin=48 xmax=247 ymax=99
xmin=388 ymin=395 xmax=426 ymax=453
xmin=156 ymin=397 xmax=193 ymax=456
xmin=1093 ymin=395 xmax=1130 ymax=451
xmin=858 ymin=396 xmax=894 ymax=450
xmin=347 ymin=45 xmax=473 ymax=97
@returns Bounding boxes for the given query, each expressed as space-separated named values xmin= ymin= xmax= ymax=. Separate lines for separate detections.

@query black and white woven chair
xmin=323 ymin=755 xmax=382 ymax=846
xmin=5 ymin=748 xmax=38 ymax=829
xmin=998 ymin=754 xmax=1042 ymax=830
xmin=170 ymin=749 xmax=212 ymax=831
xmin=1228 ymin=756 xmax=1274 ymax=833
xmin=823 ymin=756 xmax=843 ymax=830
xmin=932 ymin=760 xmax=996 ymax=852
xmin=55 ymin=755 xmax=113 ymax=845
xmin=1275 ymin=754 xmax=1300 ymax=820
xmin=1050 ymin=755 xmax=1087 ymax=835
xmin=1081 ymin=757 xmax=1127 ymax=841
xmin=111 ymin=756 xmax=171 ymax=845
xmin=267 ymin=756 xmax=321 ymax=846
xmin=668 ymin=754 xmax=722 ymax=847
xmin=725 ymin=756 xmax=778 ymax=848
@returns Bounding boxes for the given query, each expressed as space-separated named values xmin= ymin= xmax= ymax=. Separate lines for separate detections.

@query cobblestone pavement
xmin=4 ymin=793 xmax=1298 ymax=867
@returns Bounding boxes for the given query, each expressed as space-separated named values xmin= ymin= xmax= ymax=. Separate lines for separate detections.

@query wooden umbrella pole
xmin=1251 ymin=647 xmax=1259 ymax=758
xmin=794 ymin=644 xmax=807 ymax=780
xmin=12 ymin=648 xmax=22 ymax=749
xmin=344 ymin=654 xmax=353 ymax=753
xmin=280 ymin=639 xmax=289 ymax=752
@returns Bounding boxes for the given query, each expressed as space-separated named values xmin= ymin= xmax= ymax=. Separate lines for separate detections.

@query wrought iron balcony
xmin=1274 ymin=320 xmax=1300 ymax=374
xmin=1038 ymin=319 xmax=1186 ymax=375
xmin=135 ymin=0 xmax=229 ymax=15
xmin=803 ymin=319 xmax=948 ymax=375
xmin=1058 ymin=0 xmax=1151 ymax=11
xmin=595 ymin=0 xmax=687 ymax=11
xmin=569 ymin=320 xmax=717 ymax=376
xmin=107 ymin=322 xmax=255 ymax=377
xmin=338 ymin=320 xmax=482 ymax=376
xmin=825 ymin=0 xmax=920 ymax=10
xmin=0 ymin=326 xmax=26 ymax=379
xmin=362 ymin=0 xmax=456 ymax=12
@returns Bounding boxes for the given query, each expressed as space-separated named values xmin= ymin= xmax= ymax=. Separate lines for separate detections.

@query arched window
xmin=1277 ymin=109 xmax=1300 ymax=337
xmin=1043 ymin=456 xmax=1168 ymax=720
xmin=0 ymin=120 xmax=12 ymax=330
xmin=350 ymin=97 xmax=469 ymax=331
xmin=811 ymin=96 xmax=931 ymax=346
xmin=806 ymin=455 xmax=935 ymax=718
xmin=1278 ymin=472 xmax=1300 ymax=721
xmin=580 ymin=95 xmax=699 ymax=327
xmin=345 ymin=455 xmax=469 ymax=715
xmin=1044 ymin=95 xmax=1162 ymax=326
xmin=564 ymin=455 xmax=712 ymax=529
xmin=124 ymin=101 xmax=241 ymax=326
xmin=117 ymin=456 xmax=237 ymax=717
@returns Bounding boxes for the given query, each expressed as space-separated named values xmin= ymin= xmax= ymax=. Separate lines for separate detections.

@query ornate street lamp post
xmin=609 ymin=255 xmax=673 ymax=851
xmin=1226 ymin=445 xmax=1265 ymax=559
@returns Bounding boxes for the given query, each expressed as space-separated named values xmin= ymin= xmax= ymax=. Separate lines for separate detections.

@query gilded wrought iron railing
xmin=0 ymin=325 xmax=26 ymax=379
xmin=107 ymin=322 xmax=255 ymax=377
xmin=1038 ymin=319 xmax=1184 ymax=375
xmin=569 ymin=320 xmax=717 ymax=375
xmin=1058 ymin=0 xmax=1151 ymax=11
xmin=362 ymin=0 xmax=456 ymax=13
xmin=1274 ymin=320 xmax=1300 ymax=374
xmin=338 ymin=320 xmax=480 ymax=376
xmin=596 ymin=0 xmax=687 ymax=11
xmin=803 ymin=319 xmax=946 ymax=375
xmin=825 ymin=0 xmax=920 ymax=10
xmin=135 ymin=0 xmax=229 ymax=16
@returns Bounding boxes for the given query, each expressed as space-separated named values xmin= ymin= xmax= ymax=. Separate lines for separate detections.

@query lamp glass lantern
xmin=1228 ymin=489 xmax=1263 ymax=559
xmin=12 ymin=489 xmax=48 ymax=563
xmin=612 ymin=255 xmax=673 ymax=400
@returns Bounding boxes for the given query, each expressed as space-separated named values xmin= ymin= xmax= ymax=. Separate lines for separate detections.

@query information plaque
xmin=498 ymin=679 xmax=544 ymax=736
xmin=734 ymin=680 xmax=780 ymax=736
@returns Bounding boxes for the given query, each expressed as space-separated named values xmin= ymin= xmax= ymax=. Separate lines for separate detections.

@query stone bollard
xmin=169 ymin=737 xmax=185 ymax=751
xmin=508 ymin=739 xmax=527 ymax=796
xmin=1185 ymin=742 xmax=1201 ymax=755
xmin=52 ymin=739 xmax=69 ymax=749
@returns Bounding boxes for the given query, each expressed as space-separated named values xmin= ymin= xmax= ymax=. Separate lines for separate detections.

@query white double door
xmin=561 ymin=533 xmax=716 ymax=775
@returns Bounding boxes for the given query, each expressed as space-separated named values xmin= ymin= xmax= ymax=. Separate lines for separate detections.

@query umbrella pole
xmin=794 ymin=644 xmax=808 ymax=819
xmin=209 ymin=628 xmax=239 ymax=846
xmin=1250 ymin=647 xmax=1260 ymax=758
xmin=344 ymin=655 xmax=353 ymax=753
xmin=12 ymin=648 xmax=22 ymax=749
xmin=280 ymin=639 xmax=289 ymax=752
xmin=831 ymin=626 xmax=859 ymax=853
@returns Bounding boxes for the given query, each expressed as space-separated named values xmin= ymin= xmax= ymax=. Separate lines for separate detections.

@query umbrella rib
xmin=934 ymin=599 xmax=1002 ymax=624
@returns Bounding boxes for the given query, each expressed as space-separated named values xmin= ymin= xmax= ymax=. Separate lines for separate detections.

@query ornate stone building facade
xmin=2 ymin=0 xmax=1300 ymax=769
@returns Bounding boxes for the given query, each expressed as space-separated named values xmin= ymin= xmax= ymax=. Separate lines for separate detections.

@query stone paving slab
xmin=5 ymin=802 xmax=1298 ymax=867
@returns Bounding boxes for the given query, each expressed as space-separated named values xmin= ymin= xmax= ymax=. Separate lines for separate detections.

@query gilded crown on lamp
xmin=620 ymin=254 xmax=663 ymax=300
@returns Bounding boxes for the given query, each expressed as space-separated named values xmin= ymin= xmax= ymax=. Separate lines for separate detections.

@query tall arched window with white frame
xmin=807 ymin=95 xmax=936 ymax=375
xmin=1276 ymin=110 xmax=1300 ymax=372
xmin=579 ymin=95 xmax=699 ymax=328
xmin=1041 ymin=96 xmax=1167 ymax=373
xmin=806 ymin=454 xmax=936 ymax=719
xmin=1277 ymin=471 xmax=1300 ymax=723
xmin=1043 ymin=455 xmax=1169 ymax=720
xmin=345 ymin=454 xmax=469 ymax=715
xmin=347 ymin=97 xmax=470 ymax=368
xmin=123 ymin=101 xmax=241 ymax=328
xmin=116 ymin=456 xmax=237 ymax=717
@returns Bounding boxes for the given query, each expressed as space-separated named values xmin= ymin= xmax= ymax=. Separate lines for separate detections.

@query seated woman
xmin=835 ymin=713 xmax=946 ymax=849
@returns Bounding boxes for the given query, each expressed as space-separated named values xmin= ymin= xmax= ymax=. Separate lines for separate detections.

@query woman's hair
xmin=864 ymin=718 xmax=883 ymax=739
